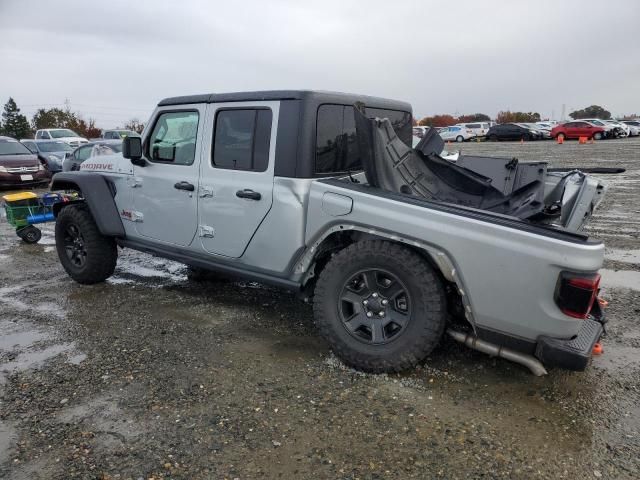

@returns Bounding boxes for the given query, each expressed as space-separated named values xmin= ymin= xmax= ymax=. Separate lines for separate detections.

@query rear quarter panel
xmin=304 ymin=180 xmax=604 ymax=342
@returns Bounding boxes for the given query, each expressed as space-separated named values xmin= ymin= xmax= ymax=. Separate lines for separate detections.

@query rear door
xmin=131 ymin=105 xmax=205 ymax=246
xmin=197 ymin=101 xmax=278 ymax=258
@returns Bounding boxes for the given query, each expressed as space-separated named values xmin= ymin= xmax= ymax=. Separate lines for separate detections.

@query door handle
xmin=174 ymin=181 xmax=195 ymax=192
xmin=236 ymin=189 xmax=261 ymax=201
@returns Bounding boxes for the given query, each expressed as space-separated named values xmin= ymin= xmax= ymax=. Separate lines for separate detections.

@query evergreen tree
xmin=1 ymin=98 xmax=31 ymax=139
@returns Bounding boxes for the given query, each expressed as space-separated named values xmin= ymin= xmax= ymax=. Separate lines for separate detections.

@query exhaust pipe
xmin=447 ymin=329 xmax=548 ymax=376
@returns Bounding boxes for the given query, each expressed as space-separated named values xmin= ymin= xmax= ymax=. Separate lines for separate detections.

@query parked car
xmin=62 ymin=140 xmax=123 ymax=172
xmin=49 ymin=90 xmax=608 ymax=376
xmin=519 ymin=123 xmax=551 ymax=139
xmin=0 ymin=136 xmax=51 ymax=188
xmin=621 ymin=120 xmax=640 ymax=136
xmin=438 ymin=125 xmax=475 ymax=142
xmin=578 ymin=119 xmax=621 ymax=138
xmin=550 ymin=121 xmax=606 ymax=140
xmin=455 ymin=122 xmax=491 ymax=137
xmin=601 ymin=120 xmax=630 ymax=137
xmin=20 ymin=139 xmax=74 ymax=172
xmin=35 ymin=129 xmax=88 ymax=148
xmin=486 ymin=123 xmax=540 ymax=141
xmin=102 ymin=129 xmax=141 ymax=140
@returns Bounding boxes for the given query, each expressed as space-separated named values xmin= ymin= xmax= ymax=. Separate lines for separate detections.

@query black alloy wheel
xmin=339 ymin=268 xmax=411 ymax=345
xmin=63 ymin=223 xmax=87 ymax=267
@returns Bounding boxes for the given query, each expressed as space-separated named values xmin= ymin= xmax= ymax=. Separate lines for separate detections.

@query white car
xmin=438 ymin=125 xmax=476 ymax=142
xmin=621 ymin=120 xmax=640 ymax=136
xmin=35 ymin=129 xmax=89 ymax=148
xmin=602 ymin=120 xmax=630 ymax=137
xmin=455 ymin=122 xmax=491 ymax=138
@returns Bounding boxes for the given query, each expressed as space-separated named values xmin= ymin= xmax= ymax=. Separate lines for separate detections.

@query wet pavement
xmin=0 ymin=137 xmax=639 ymax=479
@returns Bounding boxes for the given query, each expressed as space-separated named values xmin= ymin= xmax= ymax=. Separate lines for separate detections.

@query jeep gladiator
xmin=50 ymin=90 xmax=608 ymax=375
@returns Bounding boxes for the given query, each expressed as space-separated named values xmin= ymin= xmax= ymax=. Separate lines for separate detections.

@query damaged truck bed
xmin=354 ymin=103 xmax=605 ymax=232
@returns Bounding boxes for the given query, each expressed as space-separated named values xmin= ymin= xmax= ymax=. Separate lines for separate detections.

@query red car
xmin=551 ymin=121 xmax=606 ymax=141
xmin=0 ymin=136 xmax=51 ymax=188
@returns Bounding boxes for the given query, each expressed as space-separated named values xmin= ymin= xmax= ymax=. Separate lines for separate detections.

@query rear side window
xmin=467 ymin=123 xmax=480 ymax=129
xmin=212 ymin=109 xmax=272 ymax=172
xmin=315 ymin=104 xmax=411 ymax=175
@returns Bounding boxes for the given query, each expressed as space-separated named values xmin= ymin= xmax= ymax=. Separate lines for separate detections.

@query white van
xmin=455 ymin=122 xmax=491 ymax=138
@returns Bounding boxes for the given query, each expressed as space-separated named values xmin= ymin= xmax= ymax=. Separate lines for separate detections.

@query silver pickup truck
xmin=50 ymin=90 xmax=608 ymax=376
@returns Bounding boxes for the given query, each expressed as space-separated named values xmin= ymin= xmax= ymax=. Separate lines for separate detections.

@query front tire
xmin=593 ymin=132 xmax=603 ymax=140
xmin=456 ymin=135 xmax=464 ymax=143
xmin=313 ymin=240 xmax=446 ymax=373
xmin=55 ymin=205 xmax=117 ymax=284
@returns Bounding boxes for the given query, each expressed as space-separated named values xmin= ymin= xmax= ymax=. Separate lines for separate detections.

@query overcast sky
xmin=1 ymin=0 xmax=638 ymax=128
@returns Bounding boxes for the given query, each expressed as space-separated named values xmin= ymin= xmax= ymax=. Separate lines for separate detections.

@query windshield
xmin=49 ymin=129 xmax=79 ymax=138
xmin=589 ymin=120 xmax=604 ymax=126
xmin=0 ymin=140 xmax=33 ymax=155
xmin=38 ymin=141 xmax=74 ymax=152
xmin=116 ymin=130 xmax=137 ymax=138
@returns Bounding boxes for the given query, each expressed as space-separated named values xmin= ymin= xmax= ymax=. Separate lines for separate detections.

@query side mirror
xmin=122 ymin=136 xmax=145 ymax=166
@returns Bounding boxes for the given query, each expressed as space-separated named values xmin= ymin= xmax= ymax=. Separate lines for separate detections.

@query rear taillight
xmin=555 ymin=272 xmax=601 ymax=319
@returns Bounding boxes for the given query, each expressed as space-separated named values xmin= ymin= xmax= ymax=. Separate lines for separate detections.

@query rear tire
xmin=55 ymin=204 xmax=117 ymax=284
xmin=313 ymin=240 xmax=446 ymax=373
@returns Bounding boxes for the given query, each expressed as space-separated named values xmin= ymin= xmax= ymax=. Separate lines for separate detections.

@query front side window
xmin=212 ymin=109 xmax=272 ymax=171
xmin=315 ymin=104 xmax=412 ymax=175
xmin=148 ymin=111 xmax=199 ymax=165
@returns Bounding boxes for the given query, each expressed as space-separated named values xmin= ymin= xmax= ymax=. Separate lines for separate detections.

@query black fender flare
xmin=51 ymin=172 xmax=125 ymax=237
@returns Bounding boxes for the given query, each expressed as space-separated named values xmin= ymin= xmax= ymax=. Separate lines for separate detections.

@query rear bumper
xmin=535 ymin=316 xmax=603 ymax=371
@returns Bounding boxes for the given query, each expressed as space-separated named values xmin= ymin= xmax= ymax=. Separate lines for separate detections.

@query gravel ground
xmin=0 ymin=137 xmax=638 ymax=479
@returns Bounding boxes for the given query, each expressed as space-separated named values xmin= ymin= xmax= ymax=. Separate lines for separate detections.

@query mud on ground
xmin=0 ymin=138 xmax=639 ymax=479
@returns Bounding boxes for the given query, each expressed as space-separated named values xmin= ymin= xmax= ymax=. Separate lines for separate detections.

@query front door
xmin=131 ymin=106 xmax=205 ymax=246
xmin=197 ymin=101 xmax=278 ymax=258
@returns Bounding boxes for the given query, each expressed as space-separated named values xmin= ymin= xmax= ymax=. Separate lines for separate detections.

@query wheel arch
xmin=297 ymin=224 xmax=476 ymax=329
xmin=51 ymin=172 xmax=125 ymax=237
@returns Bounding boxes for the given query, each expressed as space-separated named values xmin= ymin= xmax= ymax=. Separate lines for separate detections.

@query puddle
xmin=0 ymin=322 xmax=49 ymax=350
xmin=600 ymin=269 xmax=640 ymax=291
xmin=0 ymin=286 xmax=65 ymax=319
xmin=605 ymin=248 xmax=640 ymax=264
xmin=0 ymin=342 xmax=75 ymax=384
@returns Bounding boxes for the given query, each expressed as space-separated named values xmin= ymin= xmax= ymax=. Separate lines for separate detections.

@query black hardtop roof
xmin=158 ymin=90 xmax=412 ymax=111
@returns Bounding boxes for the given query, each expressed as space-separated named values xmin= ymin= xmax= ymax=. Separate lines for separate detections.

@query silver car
xmin=20 ymin=139 xmax=74 ymax=172
xmin=62 ymin=140 xmax=123 ymax=172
